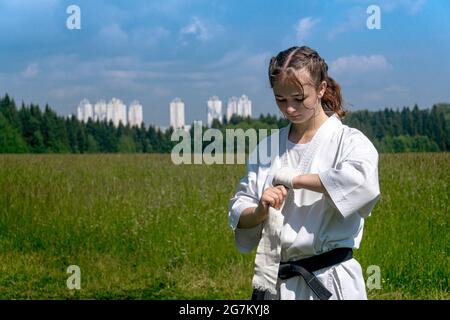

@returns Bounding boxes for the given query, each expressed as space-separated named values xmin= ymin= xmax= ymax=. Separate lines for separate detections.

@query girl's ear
xmin=318 ymin=80 xmax=327 ymax=98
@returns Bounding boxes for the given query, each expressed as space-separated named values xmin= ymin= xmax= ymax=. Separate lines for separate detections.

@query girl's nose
xmin=286 ymin=104 xmax=297 ymax=114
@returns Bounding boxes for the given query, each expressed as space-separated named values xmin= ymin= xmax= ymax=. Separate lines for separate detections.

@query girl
xmin=228 ymin=46 xmax=381 ymax=300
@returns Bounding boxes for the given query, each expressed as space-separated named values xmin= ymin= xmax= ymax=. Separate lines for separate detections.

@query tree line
xmin=0 ymin=93 xmax=449 ymax=154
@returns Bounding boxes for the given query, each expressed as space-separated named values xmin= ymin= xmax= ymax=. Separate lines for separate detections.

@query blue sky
xmin=0 ymin=0 xmax=449 ymax=126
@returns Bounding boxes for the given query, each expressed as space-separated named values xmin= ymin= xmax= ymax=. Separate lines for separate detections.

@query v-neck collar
xmin=280 ymin=113 xmax=342 ymax=172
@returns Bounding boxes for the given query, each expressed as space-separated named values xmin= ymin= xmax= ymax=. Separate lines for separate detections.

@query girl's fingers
xmin=273 ymin=187 xmax=287 ymax=209
xmin=277 ymin=185 xmax=287 ymax=197
xmin=274 ymin=188 xmax=284 ymax=200
xmin=272 ymin=189 xmax=284 ymax=209
xmin=275 ymin=185 xmax=287 ymax=197
xmin=271 ymin=191 xmax=282 ymax=208
xmin=266 ymin=190 xmax=280 ymax=208
xmin=273 ymin=189 xmax=283 ymax=207
xmin=263 ymin=191 xmax=276 ymax=208
xmin=268 ymin=191 xmax=279 ymax=208
xmin=263 ymin=186 xmax=288 ymax=209
xmin=272 ymin=187 xmax=286 ymax=203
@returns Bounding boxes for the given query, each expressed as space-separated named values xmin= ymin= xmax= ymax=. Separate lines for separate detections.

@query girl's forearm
xmin=238 ymin=174 xmax=328 ymax=229
xmin=237 ymin=205 xmax=267 ymax=229
xmin=293 ymin=174 xmax=329 ymax=196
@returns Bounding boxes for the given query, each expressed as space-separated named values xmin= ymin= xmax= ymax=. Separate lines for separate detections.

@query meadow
xmin=0 ymin=153 xmax=448 ymax=299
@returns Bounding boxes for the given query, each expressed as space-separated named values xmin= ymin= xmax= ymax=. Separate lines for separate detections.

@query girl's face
xmin=272 ymin=73 xmax=326 ymax=124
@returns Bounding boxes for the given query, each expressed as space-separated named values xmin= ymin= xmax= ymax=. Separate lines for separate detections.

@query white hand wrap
xmin=272 ymin=167 xmax=300 ymax=189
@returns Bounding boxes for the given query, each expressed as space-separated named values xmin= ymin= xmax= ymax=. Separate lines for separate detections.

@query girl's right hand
xmin=258 ymin=185 xmax=288 ymax=212
xmin=238 ymin=185 xmax=288 ymax=229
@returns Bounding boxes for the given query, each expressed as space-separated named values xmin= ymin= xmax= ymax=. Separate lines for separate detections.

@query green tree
xmin=0 ymin=95 xmax=21 ymax=130
xmin=117 ymin=135 xmax=137 ymax=153
xmin=19 ymin=105 xmax=46 ymax=153
xmin=411 ymin=135 xmax=439 ymax=152
xmin=0 ymin=112 xmax=28 ymax=153
xmin=86 ymin=134 xmax=100 ymax=153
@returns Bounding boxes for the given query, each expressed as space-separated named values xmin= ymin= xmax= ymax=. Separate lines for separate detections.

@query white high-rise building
xmin=207 ymin=96 xmax=222 ymax=127
xmin=77 ymin=106 xmax=83 ymax=122
xmin=128 ymin=100 xmax=143 ymax=127
xmin=106 ymin=100 xmax=114 ymax=123
xmin=170 ymin=98 xmax=185 ymax=129
xmin=226 ymin=96 xmax=239 ymax=121
xmin=107 ymin=98 xmax=127 ymax=127
xmin=226 ymin=95 xmax=252 ymax=121
xmin=79 ymin=98 xmax=144 ymax=127
xmin=238 ymin=94 xmax=252 ymax=118
xmin=94 ymin=100 xmax=107 ymax=122
xmin=77 ymin=99 xmax=93 ymax=123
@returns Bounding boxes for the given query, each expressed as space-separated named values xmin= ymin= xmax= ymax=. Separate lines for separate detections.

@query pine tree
xmin=0 ymin=112 xmax=28 ymax=153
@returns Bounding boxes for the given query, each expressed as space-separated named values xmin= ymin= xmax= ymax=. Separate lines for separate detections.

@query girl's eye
xmin=276 ymin=97 xmax=306 ymax=102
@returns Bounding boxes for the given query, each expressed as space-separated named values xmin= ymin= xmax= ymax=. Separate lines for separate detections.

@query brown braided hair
xmin=268 ymin=46 xmax=346 ymax=119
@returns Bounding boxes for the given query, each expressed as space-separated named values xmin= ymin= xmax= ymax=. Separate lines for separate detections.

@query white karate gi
xmin=228 ymin=113 xmax=381 ymax=300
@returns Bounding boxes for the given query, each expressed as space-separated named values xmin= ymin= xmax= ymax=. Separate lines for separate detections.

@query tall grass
xmin=0 ymin=153 xmax=448 ymax=299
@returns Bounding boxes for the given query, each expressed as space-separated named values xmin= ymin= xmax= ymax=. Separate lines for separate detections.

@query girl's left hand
xmin=272 ymin=167 xmax=301 ymax=189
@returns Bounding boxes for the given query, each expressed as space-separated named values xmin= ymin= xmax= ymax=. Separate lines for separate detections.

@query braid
xmin=282 ymin=47 xmax=300 ymax=69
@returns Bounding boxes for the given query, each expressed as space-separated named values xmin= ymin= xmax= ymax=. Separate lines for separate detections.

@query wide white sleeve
xmin=228 ymin=160 xmax=263 ymax=253
xmin=318 ymin=130 xmax=381 ymax=219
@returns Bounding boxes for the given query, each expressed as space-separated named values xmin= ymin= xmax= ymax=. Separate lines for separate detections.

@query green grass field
xmin=0 ymin=153 xmax=448 ymax=299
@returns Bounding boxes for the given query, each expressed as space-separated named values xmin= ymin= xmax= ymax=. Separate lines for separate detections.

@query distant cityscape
xmin=76 ymin=98 xmax=143 ymax=127
xmin=76 ymin=94 xmax=252 ymax=131
xmin=170 ymin=94 xmax=252 ymax=131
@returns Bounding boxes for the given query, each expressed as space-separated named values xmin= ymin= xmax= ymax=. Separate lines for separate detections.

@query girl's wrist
xmin=254 ymin=203 xmax=269 ymax=222
xmin=292 ymin=174 xmax=303 ymax=189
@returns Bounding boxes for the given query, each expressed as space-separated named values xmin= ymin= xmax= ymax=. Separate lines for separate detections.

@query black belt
xmin=251 ymin=248 xmax=353 ymax=300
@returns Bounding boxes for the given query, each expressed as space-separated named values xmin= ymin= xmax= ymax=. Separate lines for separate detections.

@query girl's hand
xmin=258 ymin=185 xmax=288 ymax=212
xmin=238 ymin=185 xmax=288 ymax=229
xmin=272 ymin=167 xmax=301 ymax=189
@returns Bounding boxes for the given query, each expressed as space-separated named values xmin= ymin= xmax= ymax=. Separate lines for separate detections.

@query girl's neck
xmin=289 ymin=109 xmax=329 ymax=143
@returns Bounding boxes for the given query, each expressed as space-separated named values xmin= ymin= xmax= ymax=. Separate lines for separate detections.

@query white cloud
xmin=130 ymin=27 xmax=170 ymax=48
xmin=207 ymin=47 xmax=247 ymax=68
xmin=330 ymin=54 xmax=391 ymax=75
xmin=180 ymin=17 xmax=209 ymax=41
xmin=180 ymin=17 xmax=224 ymax=42
xmin=362 ymin=85 xmax=410 ymax=102
xmin=408 ymin=0 xmax=427 ymax=15
xmin=152 ymin=86 xmax=171 ymax=97
xmin=103 ymin=70 xmax=138 ymax=80
xmin=327 ymin=6 xmax=366 ymax=40
xmin=95 ymin=24 xmax=170 ymax=51
xmin=15 ymin=50 xmax=269 ymax=107
xmin=204 ymin=47 xmax=272 ymax=92
xmin=49 ymin=85 xmax=93 ymax=100
xmin=22 ymin=63 xmax=38 ymax=78
xmin=295 ymin=17 xmax=320 ymax=43
xmin=384 ymin=85 xmax=410 ymax=94
xmin=242 ymin=51 xmax=272 ymax=71
xmin=207 ymin=47 xmax=271 ymax=71
xmin=98 ymin=24 xmax=128 ymax=44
